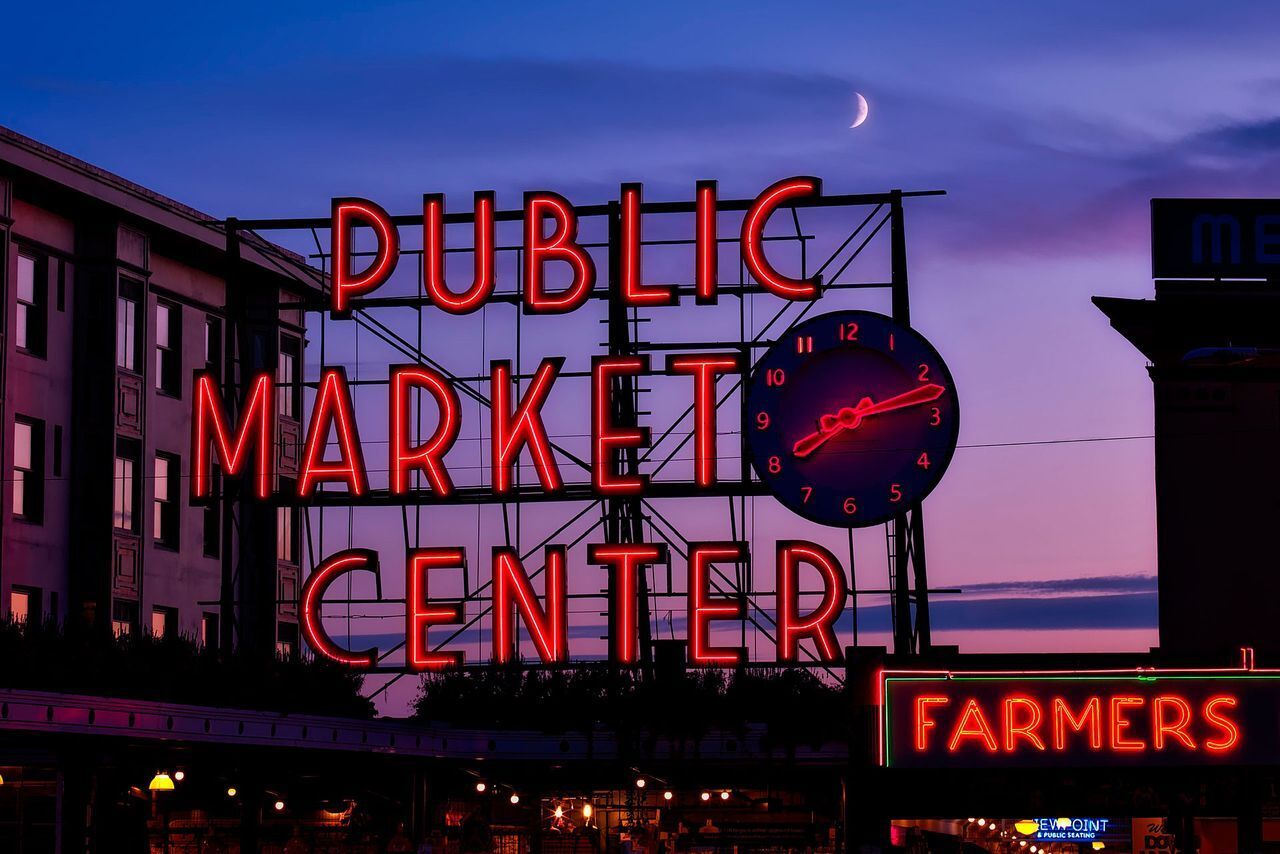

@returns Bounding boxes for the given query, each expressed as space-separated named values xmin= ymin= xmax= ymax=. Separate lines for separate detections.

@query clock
xmin=745 ymin=310 xmax=959 ymax=528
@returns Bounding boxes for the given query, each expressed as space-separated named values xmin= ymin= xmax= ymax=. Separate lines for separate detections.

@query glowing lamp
xmin=554 ymin=805 xmax=564 ymax=819
xmin=475 ymin=781 xmax=487 ymax=793
xmin=977 ymin=819 xmax=986 ymax=827
xmin=663 ymin=790 xmax=674 ymax=801
xmin=1030 ymin=847 xmax=1038 ymax=853
xmin=274 ymin=800 xmax=286 ymax=812
xmin=700 ymin=791 xmax=711 ymax=802
xmin=720 ymin=791 xmax=730 ymax=801
xmin=635 ymin=777 xmax=646 ymax=789
xmin=226 ymin=787 xmax=237 ymax=798
xmin=510 ymin=794 xmax=520 ymax=805
xmin=1093 ymin=845 xmax=1106 ymax=851
xmin=1020 ymin=842 xmax=1027 ymax=848
xmin=149 ymin=773 xmax=175 ymax=792
xmin=0 ymin=773 xmax=5 ymax=786
xmin=583 ymin=803 xmax=593 ymax=819
xmin=173 ymin=770 xmax=185 ymax=782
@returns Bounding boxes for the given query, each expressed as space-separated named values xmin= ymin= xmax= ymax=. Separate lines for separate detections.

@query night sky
xmin=7 ymin=2 xmax=1279 ymax=711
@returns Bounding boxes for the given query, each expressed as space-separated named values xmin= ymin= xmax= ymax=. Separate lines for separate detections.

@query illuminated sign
xmin=879 ymin=668 xmax=1280 ymax=768
xmin=193 ymin=179 xmax=961 ymax=670
xmin=1022 ymin=818 xmax=1111 ymax=842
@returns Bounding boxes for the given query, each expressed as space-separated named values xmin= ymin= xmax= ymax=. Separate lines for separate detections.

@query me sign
xmin=1152 ymin=198 xmax=1280 ymax=280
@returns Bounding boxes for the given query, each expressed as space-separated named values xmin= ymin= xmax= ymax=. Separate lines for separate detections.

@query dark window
xmin=16 ymin=252 xmax=47 ymax=357
xmin=200 ymin=612 xmax=219 ymax=648
xmin=112 ymin=599 xmax=139 ymax=638
xmin=13 ymin=416 xmax=44 ymax=524
xmin=56 ymin=260 xmax=65 ymax=312
xmin=276 ymin=621 xmax=298 ymax=658
xmin=154 ymin=452 xmax=180 ymax=549
xmin=203 ymin=464 xmax=221 ymax=558
xmin=155 ymin=301 xmax=181 ymax=396
xmin=113 ymin=438 xmax=141 ymax=532
xmin=279 ymin=335 xmax=301 ymax=419
xmin=151 ymin=606 xmax=177 ymax=639
xmin=276 ymin=477 xmax=297 ymax=563
xmin=52 ymin=424 xmax=62 ymax=477
xmin=116 ymin=281 xmax=142 ymax=372
xmin=204 ymin=316 xmax=223 ymax=378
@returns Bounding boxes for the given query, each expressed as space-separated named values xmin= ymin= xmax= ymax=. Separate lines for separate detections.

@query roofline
xmin=0 ymin=124 xmax=321 ymax=294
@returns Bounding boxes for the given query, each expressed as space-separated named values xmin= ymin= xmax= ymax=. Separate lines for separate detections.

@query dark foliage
xmin=0 ymin=618 xmax=375 ymax=718
xmin=412 ymin=664 xmax=847 ymax=745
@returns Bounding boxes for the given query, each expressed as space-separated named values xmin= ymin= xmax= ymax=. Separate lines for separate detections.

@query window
xmin=13 ymin=417 xmax=44 ymax=523
xmin=112 ymin=599 xmax=138 ymax=638
xmin=116 ymin=281 xmax=141 ymax=372
xmin=10 ymin=587 xmax=39 ymax=624
xmin=204 ymin=316 xmax=223 ymax=377
xmin=203 ymin=464 xmax=221 ymax=558
xmin=200 ymin=612 xmax=219 ymax=648
xmin=16 ymin=253 xmax=47 ymax=357
xmin=113 ymin=438 xmax=141 ymax=532
xmin=151 ymin=606 xmax=177 ymax=639
xmin=278 ymin=335 xmax=301 ymax=419
xmin=276 ymin=621 xmax=298 ymax=658
xmin=154 ymin=452 xmax=179 ymax=548
xmin=156 ymin=301 xmax=181 ymax=396
xmin=276 ymin=477 xmax=297 ymax=563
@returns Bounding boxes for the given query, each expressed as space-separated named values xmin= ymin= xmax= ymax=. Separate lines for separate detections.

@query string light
xmin=226 ymin=787 xmax=237 ymax=798
xmin=510 ymin=794 xmax=520 ymax=805
xmin=554 ymin=805 xmax=564 ymax=819
xmin=274 ymin=801 xmax=285 ymax=812
xmin=635 ymin=778 xmax=646 ymax=789
xmin=173 ymin=771 xmax=185 ymax=782
xmin=700 ymin=792 xmax=711 ymax=802
xmin=475 ymin=782 xmax=486 ymax=793
xmin=720 ymin=791 xmax=730 ymax=801
xmin=663 ymin=790 xmax=674 ymax=801
xmin=583 ymin=803 xmax=593 ymax=819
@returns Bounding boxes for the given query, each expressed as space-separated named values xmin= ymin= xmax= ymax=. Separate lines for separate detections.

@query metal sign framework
xmin=220 ymin=186 xmax=946 ymax=689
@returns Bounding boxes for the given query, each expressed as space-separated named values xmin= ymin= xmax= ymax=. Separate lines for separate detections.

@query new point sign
xmin=879 ymin=667 xmax=1280 ymax=768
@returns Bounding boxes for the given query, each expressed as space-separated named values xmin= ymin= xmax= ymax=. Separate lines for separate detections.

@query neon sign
xmin=193 ymin=179 xmax=959 ymax=670
xmin=879 ymin=668 xmax=1280 ymax=767
xmin=1024 ymin=818 xmax=1111 ymax=842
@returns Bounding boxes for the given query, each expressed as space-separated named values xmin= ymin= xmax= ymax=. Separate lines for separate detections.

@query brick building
xmin=0 ymin=125 xmax=314 ymax=655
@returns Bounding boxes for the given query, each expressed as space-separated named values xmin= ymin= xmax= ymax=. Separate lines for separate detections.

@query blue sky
xmin=6 ymin=2 xmax=1279 ymax=709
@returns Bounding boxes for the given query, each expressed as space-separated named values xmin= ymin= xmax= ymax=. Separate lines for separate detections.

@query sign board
xmin=1132 ymin=817 xmax=1177 ymax=854
xmin=879 ymin=668 xmax=1280 ymax=768
xmin=1152 ymin=198 xmax=1280 ymax=279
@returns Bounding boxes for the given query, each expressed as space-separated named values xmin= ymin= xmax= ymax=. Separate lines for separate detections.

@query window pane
xmin=11 ymin=591 xmax=29 ymax=624
xmin=13 ymin=479 xmax=23 ymax=518
xmin=156 ymin=304 xmax=170 ymax=348
xmin=14 ymin=422 xmax=31 ymax=470
xmin=117 ymin=297 xmax=136 ymax=370
xmin=15 ymin=304 xmax=28 ymax=350
xmin=114 ymin=456 xmax=134 ymax=530
xmin=17 ymin=256 xmax=34 ymax=304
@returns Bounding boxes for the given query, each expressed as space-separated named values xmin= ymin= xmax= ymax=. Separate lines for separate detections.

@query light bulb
xmin=274 ymin=801 xmax=285 ymax=812
xmin=475 ymin=782 xmax=486 ymax=793
xmin=700 ymin=792 xmax=711 ymax=802
xmin=226 ymin=787 xmax=237 ymax=798
xmin=173 ymin=771 xmax=185 ymax=782
xmin=510 ymin=794 xmax=520 ymax=805
xmin=583 ymin=803 xmax=593 ymax=819
xmin=720 ymin=791 xmax=730 ymax=801
xmin=663 ymin=790 xmax=673 ymax=801
xmin=554 ymin=805 xmax=563 ymax=819
xmin=635 ymin=778 xmax=646 ymax=789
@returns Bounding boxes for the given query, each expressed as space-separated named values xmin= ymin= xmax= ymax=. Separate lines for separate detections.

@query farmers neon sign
xmin=879 ymin=668 xmax=1280 ymax=767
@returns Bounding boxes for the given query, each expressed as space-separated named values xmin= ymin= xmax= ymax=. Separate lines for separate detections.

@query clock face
xmin=745 ymin=310 xmax=959 ymax=528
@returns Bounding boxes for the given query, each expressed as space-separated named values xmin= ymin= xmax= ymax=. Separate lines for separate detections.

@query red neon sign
xmin=406 ymin=548 xmax=465 ymax=671
xmin=491 ymin=358 xmax=564 ymax=495
xmin=881 ymin=670 xmax=1270 ymax=768
xmin=191 ymin=372 xmax=274 ymax=500
xmin=332 ymin=198 xmax=398 ymax=316
xmin=389 ymin=364 xmax=460 ymax=497
xmin=299 ymin=549 xmax=379 ymax=668
xmin=423 ymin=191 xmax=496 ymax=314
xmin=298 ymin=367 xmax=368 ymax=498
xmin=523 ymin=191 xmax=596 ymax=314
xmin=592 ymin=355 xmax=651 ymax=495
xmin=492 ymin=546 xmax=568 ymax=664
xmin=688 ymin=542 xmax=747 ymax=666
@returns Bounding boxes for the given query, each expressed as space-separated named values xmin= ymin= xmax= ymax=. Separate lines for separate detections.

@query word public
xmin=330 ymin=176 xmax=826 ymax=315
xmin=299 ymin=541 xmax=849 ymax=670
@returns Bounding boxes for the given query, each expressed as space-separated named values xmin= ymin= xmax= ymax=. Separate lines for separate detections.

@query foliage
xmin=0 ymin=618 xmax=375 ymax=718
xmin=412 ymin=664 xmax=847 ymax=744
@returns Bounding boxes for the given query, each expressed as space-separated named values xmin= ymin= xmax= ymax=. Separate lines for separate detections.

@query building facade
xmin=0 ymin=126 xmax=313 ymax=654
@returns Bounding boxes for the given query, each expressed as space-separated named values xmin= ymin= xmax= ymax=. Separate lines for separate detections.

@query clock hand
xmin=791 ymin=383 xmax=945 ymax=459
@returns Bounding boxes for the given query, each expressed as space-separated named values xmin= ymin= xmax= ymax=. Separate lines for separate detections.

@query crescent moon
xmin=850 ymin=92 xmax=869 ymax=129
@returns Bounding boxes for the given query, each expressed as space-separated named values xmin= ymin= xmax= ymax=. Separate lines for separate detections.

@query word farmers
xmin=330 ymin=177 xmax=825 ymax=315
xmin=300 ymin=541 xmax=849 ymax=669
